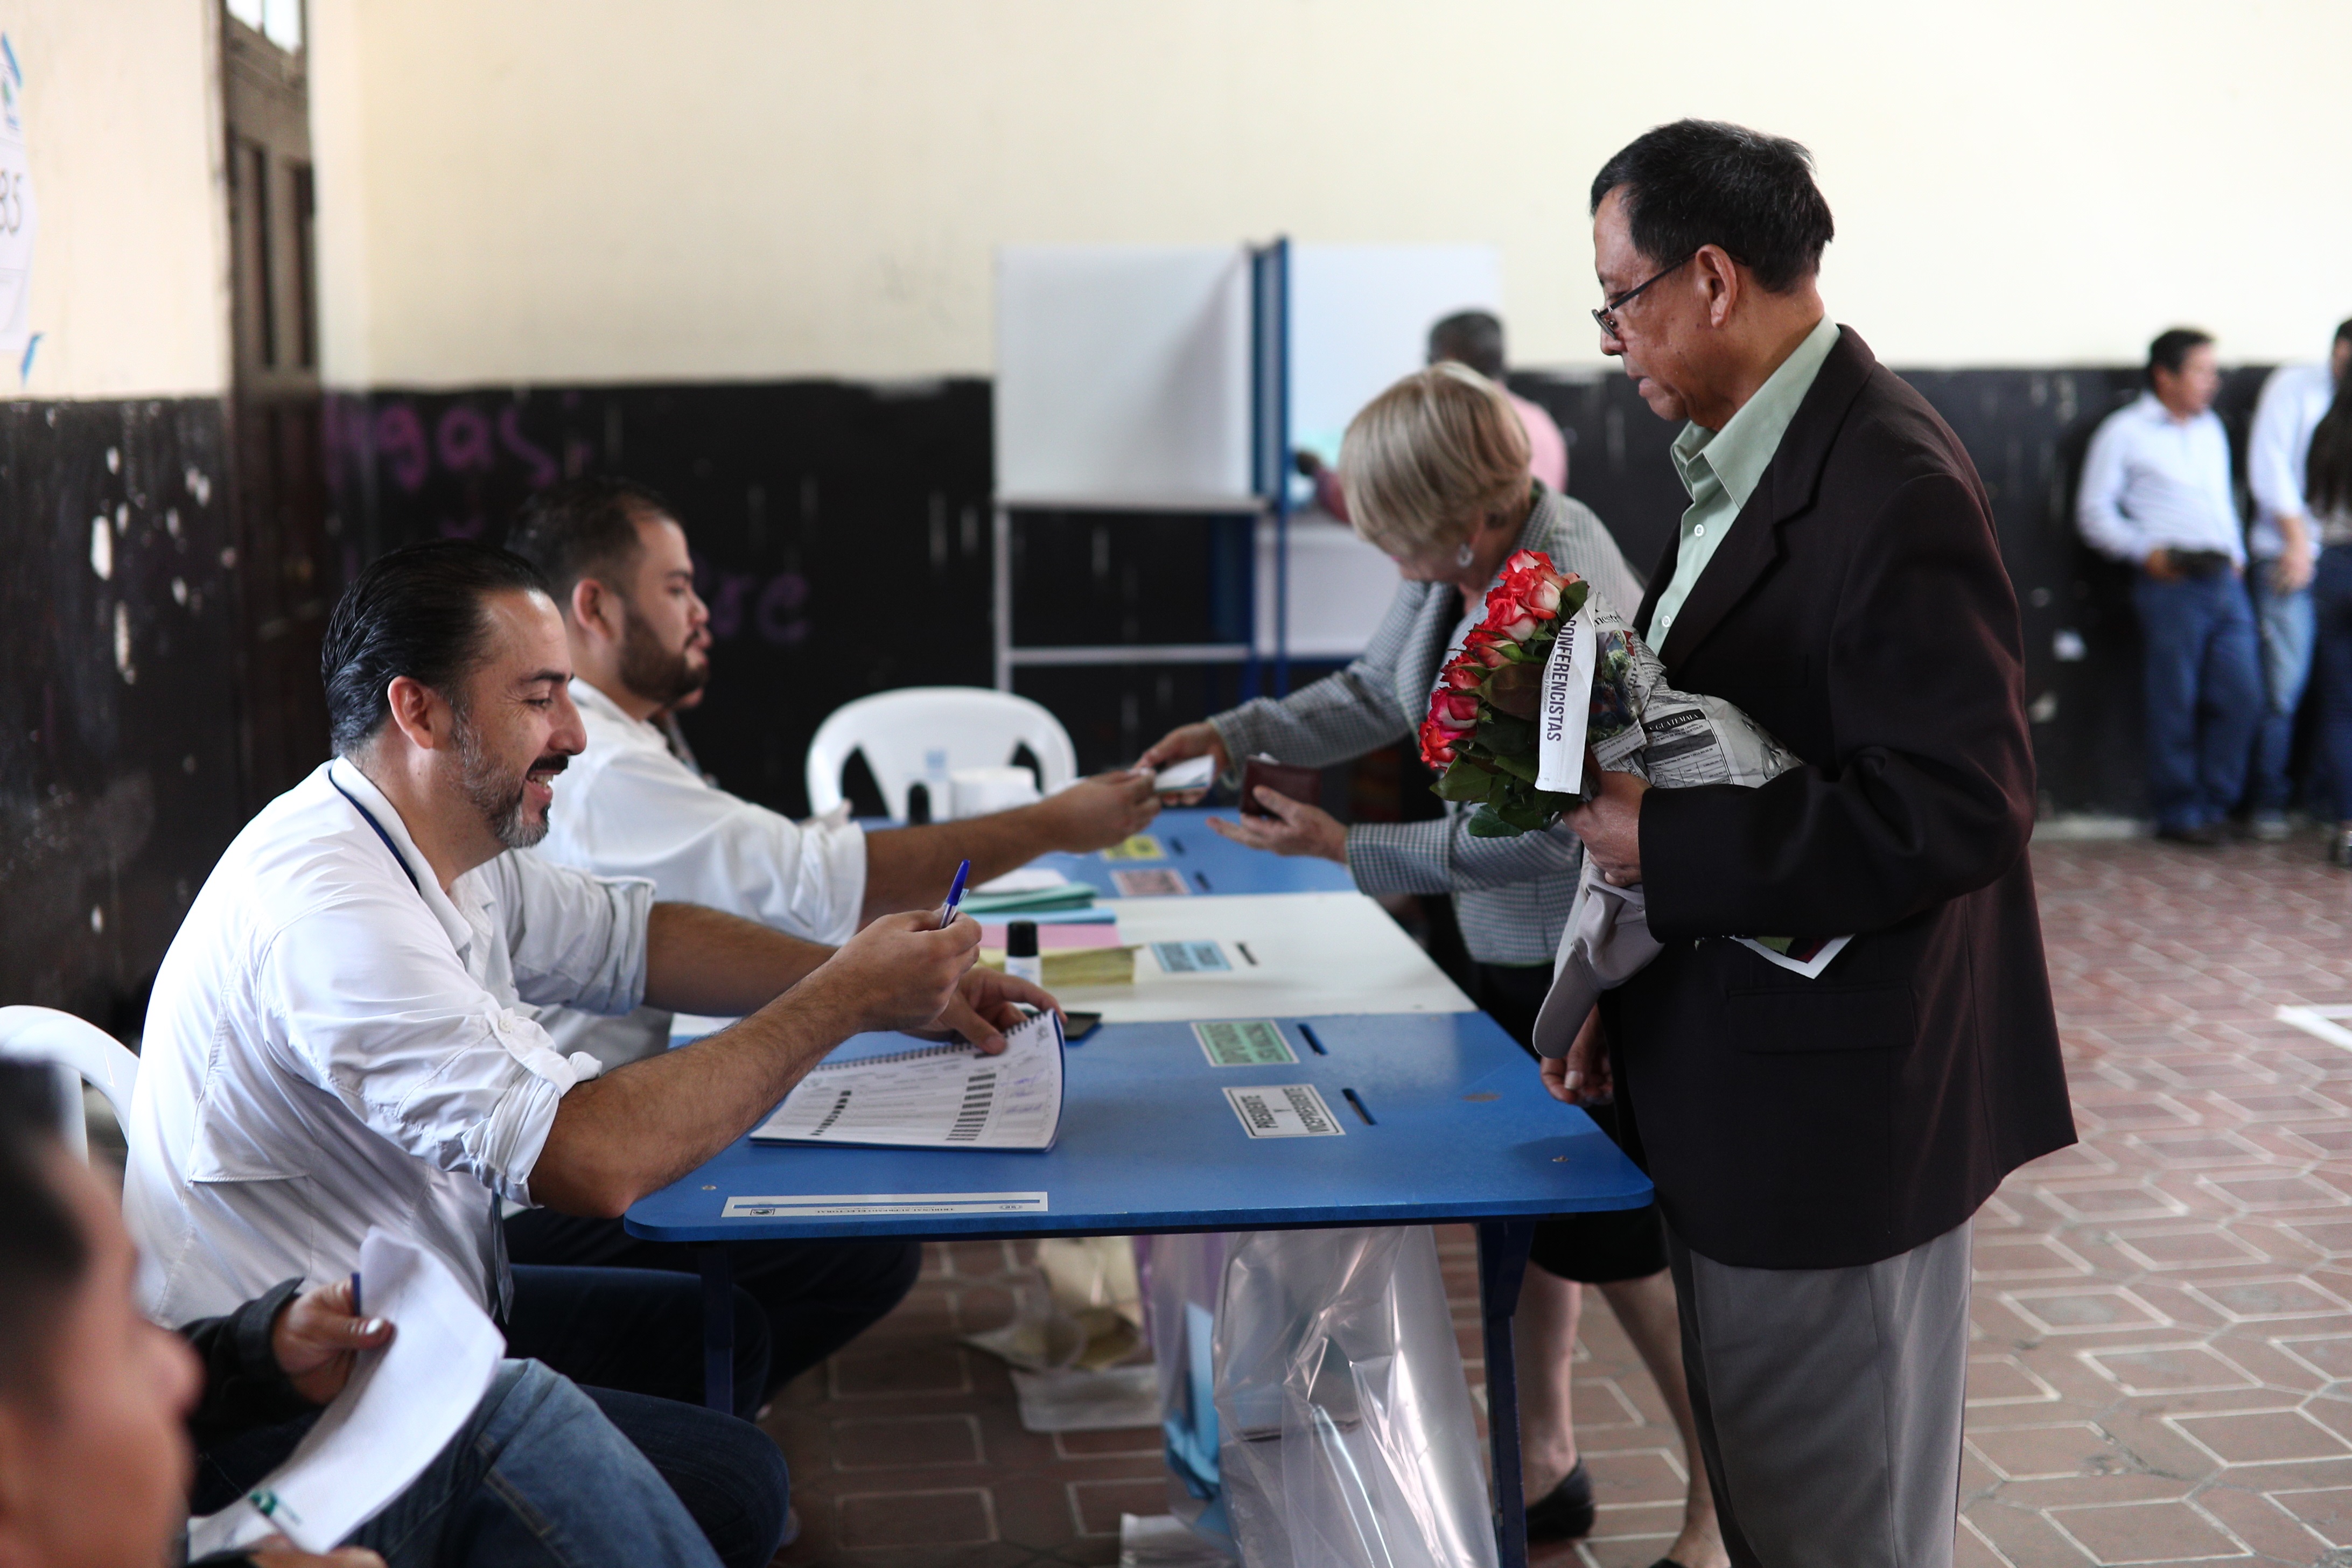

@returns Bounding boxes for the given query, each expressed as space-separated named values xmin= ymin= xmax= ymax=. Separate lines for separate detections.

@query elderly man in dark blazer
xmin=1541 ymin=120 xmax=2076 ymax=1567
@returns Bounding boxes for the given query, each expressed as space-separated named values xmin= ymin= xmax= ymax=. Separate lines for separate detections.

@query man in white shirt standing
xmin=2244 ymin=319 xmax=2352 ymax=835
xmin=2077 ymin=329 xmax=2264 ymax=845
xmin=125 ymin=542 xmax=1048 ymax=1438
xmin=498 ymin=477 xmax=1155 ymax=1399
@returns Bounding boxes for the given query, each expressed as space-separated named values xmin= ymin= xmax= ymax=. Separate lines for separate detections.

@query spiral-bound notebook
xmin=750 ymin=1010 xmax=1066 ymax=1151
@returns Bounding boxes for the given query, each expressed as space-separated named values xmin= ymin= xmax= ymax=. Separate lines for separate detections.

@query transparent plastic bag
xmin=1138 ymin=1233 xmax=1239 ymax=1552
xmin=1212 ymin=1228 xmax=1496 ymax=1568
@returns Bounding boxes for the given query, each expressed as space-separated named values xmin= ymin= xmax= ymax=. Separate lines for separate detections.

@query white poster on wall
xmin=0 ymin=35 xmax=38 ymax=376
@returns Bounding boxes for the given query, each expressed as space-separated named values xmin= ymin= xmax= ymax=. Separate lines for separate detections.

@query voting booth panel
xmin=1284 ymin=245 xmax=1502 ymax=478
xmin=993 ymin=240 xmax=1507 ymax=695
xmin=994 ymin=246 xmax=1257 ymax=507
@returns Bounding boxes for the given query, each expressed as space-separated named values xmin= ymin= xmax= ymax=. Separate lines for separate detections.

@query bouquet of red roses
xmin=1417 ymin=549 xmax=1592 ymax=838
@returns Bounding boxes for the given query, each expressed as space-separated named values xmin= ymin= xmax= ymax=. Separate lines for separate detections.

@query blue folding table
xmin=625 ymin=1009 xmax=1650 ymax=1567
xmin=1022 ymin=804 xmax=1357 ymax=897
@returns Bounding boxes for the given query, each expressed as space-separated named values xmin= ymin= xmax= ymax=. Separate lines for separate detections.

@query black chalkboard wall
xmin=0 ymin=360 xmax=2295 ymax=1021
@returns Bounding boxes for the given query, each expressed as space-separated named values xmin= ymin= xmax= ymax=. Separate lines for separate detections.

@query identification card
xmin=1223 ymin=1083 xmax=1344 ymax=1137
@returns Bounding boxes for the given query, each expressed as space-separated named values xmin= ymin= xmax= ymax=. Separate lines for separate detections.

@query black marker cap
xmin=1007 ymin=920 xmax=1039 ymax=958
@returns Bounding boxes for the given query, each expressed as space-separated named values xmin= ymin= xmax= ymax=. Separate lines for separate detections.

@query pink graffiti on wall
xmin=321 ymin=394 xmax=810 ymax=647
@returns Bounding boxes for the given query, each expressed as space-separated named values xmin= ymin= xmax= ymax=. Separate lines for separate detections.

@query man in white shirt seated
xmin=2077 ymin=328 xmax=2264 ymax=846
xmin=124 ymin=541 xmax=1050 ymax=1441
xmin=503 ymin=475 xmax=1158 ymax=1062
xmin=494 ymin=477 xmax=1153 ymax=1402
xmin=2243 ymin=319 xmax=2352 ymax=836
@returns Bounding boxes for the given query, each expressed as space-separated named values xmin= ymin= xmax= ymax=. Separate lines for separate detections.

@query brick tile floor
xmin=763 ymin=837 xmax=2352 ymax=1567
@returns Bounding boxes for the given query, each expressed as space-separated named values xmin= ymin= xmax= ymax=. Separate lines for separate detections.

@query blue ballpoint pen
xmin=937 ymin=858 xmax=972 ymax=929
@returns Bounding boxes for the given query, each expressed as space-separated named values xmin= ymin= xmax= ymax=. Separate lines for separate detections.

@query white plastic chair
xmin=0 ymin=1005 xmax=141 ymax=1164
xmin=806 ymin=687 xmax=1079 ymax=821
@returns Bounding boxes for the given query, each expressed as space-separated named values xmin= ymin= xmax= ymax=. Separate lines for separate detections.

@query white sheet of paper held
xmin=184 ymin=1228 xmax=503 ymax=1558
xmin=752 ymin=1009 xmax=1065 ymax=1150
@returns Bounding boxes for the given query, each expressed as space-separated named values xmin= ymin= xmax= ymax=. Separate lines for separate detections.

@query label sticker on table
xmin=1153 ymin=940 xmax=1231 ymax=975
xmin=1112 ymin=867 xmax=1189 ymax=897
xmin=1101 ymin=835 xmax=1165 ymax=862
xmin=723 ymin=1192 xmax=1048 ymax=1218
xmin=1194 ymin=1019 xmax=1296 ymax=1067
xmin=1223 ymin=1083 xmax=1343 ymax=1137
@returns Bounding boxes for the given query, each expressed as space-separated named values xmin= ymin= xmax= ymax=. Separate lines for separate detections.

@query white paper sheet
xmin=1054 ymin=893 xmax=1474 ymax=1024
xmin=975 ymin=867 xmax=1072 ymax=895
xmin=752 ymin=1010 xmax=1065 ymax=1150
xmin=1732 ymin=934 xmax=1853 ymax=979
xmin=184 ymin=1229 xmax=503 ymax=1557
xmin=0 ymin=37 xmax=40 ymax=370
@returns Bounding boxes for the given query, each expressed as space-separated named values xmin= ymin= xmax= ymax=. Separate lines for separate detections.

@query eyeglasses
xmin=1591 ymin=255 xmax=1695 ymax=340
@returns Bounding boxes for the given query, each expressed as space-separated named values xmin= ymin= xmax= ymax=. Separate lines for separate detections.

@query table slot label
xmin=1153 ymin=940 xmax=1232 ymax=976
xmin=1224 ymin=1083 xmax=1344 ymax=1138
xmin=1195 ymin=1019 xmax=1297 ymax=1067
xmin=723 ymin=1192 xmax=1048 ymax=1218
xmin=1111 ymin=867 xmax=1189 ymax=897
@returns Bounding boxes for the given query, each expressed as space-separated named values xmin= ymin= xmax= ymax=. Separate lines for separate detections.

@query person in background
xmin=1297 ymin=310 xmax=1569 ymax=515
xmin=506 ymin=475 xmax=1159 ymax=1074
xmin=1430 ymin=310 xmax=1571 ymax=492
xmin=1140 ymin=365 xmax=1726 ymax=1566
xmin=2078 ymin=329 xmax=2264 ymax=846
xmin=1555 ymin=117 xmax=2072 ymax=1568
xmin=2245 ymin=319 xmax=2352 ymax=836
xmin=0 ymin=1060 xmax=750 ymax=1568
xmin=2302 ymin=370 xmax=2352 ymax=866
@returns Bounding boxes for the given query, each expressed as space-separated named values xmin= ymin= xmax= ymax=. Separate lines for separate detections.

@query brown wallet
xmin=1238 ymin=755 xmax=1320 ymax=817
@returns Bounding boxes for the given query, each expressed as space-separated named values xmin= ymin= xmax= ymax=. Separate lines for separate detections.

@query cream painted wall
xmin=311 ymin=0 xmax=2352 ymax=388
xmin=8 ymin=0 xmax=228 ymax=397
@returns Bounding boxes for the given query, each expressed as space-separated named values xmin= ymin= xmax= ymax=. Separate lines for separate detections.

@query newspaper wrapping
xmin=1529 ymin=593 xmax=1842 ymax=1059
xmin=1581 ymin=592 xmax=1797 ymax=790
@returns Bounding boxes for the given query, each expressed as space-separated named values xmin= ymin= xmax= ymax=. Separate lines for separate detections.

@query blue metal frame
xmin=1248 ymin=236 xmax=1293 ymax=698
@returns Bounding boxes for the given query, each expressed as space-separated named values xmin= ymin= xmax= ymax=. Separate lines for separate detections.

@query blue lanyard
xmin=328 ymin=773 xmax=423 ymax=895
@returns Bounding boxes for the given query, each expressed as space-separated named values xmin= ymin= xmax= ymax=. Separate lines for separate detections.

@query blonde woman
xmin=1142 ymin=364 xmax=1725 ymax=1566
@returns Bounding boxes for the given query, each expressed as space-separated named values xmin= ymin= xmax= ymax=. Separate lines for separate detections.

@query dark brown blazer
xmin=1595 ymin=326 xmax=2075 ymax=1270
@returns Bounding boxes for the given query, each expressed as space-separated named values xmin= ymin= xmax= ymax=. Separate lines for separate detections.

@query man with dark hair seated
xmin=494 ymin=481 xmax=1151 ymax=1391
xmin=123 ymin=541 xmax=1054 ymax=1549
xmin=0 ymin=1059 xmax=747 ymax=1568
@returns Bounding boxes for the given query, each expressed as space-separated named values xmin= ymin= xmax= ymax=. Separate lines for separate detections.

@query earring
xmin=1456 ymin=541 xmax=1476 ymax=569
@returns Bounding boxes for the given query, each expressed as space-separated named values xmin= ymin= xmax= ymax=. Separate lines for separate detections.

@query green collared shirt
xmin=1648 ymin=316 xmax=1843 ymax=642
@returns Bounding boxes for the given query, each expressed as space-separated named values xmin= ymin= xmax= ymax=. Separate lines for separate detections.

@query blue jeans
xmin=2249 ymin=558 xmax=2316 ymax=811
xmin=506 ymin=1213 xmax=921 ymax=1402
xmin=192 ymin=1360 xmax=784 ymax=1568
xmin=2311 ymin=545 xmax=2352 ymax=821
xmin=2132 ymin=570 xmax=2263 ymax=831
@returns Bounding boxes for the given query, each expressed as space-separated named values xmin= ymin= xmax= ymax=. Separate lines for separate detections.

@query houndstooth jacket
xmin=1209 ymin=483 xmax=1644 ymax=965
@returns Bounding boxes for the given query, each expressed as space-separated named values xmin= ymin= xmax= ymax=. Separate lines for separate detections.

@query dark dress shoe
xmin=1524 ymin=1458 xmax=1595 ymax=1542
xmin=2156 ymin=821 xmax=2227 ymax=847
